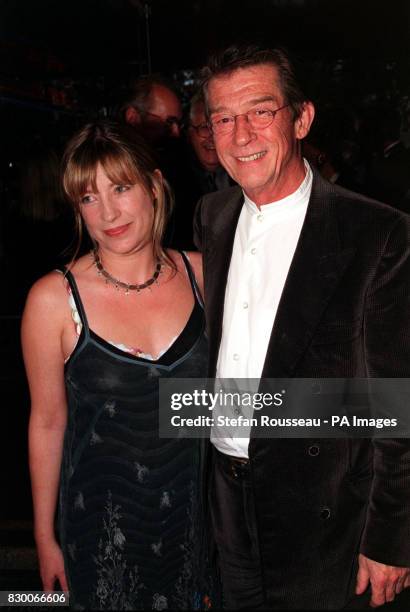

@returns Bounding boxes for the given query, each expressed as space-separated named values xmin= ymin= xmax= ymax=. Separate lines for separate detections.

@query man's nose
xmin=169 ymin=122 xmax=181 ymax=138
xmin=204 ymin=129 xmax=214 ymax=144
xmin=233 ymin=114 xmax=254 ymax=146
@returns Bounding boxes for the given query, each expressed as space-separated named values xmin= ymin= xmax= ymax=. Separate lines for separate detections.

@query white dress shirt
xmin=212 ymin=161 xmax=313 ymax=457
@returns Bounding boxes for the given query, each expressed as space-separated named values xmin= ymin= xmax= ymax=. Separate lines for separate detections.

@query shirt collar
xmin=243 ymin=159 xmax=313 ymax=216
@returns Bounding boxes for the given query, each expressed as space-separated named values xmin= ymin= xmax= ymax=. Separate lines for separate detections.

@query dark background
xmin=2 ymin=0 xmax=410 ymax=73
xmin=1 ymin=0 xmax=410 ymax=605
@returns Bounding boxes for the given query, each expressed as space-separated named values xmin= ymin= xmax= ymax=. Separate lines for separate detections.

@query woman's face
xmin=79 ymin=163 xmax=155 ymax=256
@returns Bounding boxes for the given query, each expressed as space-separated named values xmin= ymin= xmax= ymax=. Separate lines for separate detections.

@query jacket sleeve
xmin=360 ymin=213 xmax=410 ymax=566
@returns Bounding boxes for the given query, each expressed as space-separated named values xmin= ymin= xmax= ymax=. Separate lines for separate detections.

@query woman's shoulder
xmin=167 ymin=249 xmax=203 ymax=298
xmin=22 ymin=269 xmax=70 ymax=334
xmin=26 ymin=269 xmax=66 ymax=304
xmin=166 ymin=249 xmax=202 ymax=275
xmin=24 ymin=253 xmax=90 ymax=313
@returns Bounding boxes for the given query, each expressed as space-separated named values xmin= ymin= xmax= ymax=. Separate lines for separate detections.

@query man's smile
xmin=236 ymin=151 xmax=267 ymax=162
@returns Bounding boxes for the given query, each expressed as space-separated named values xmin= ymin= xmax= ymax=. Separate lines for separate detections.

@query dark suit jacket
xmin=194 ymin=170 xmax=410 ymax=609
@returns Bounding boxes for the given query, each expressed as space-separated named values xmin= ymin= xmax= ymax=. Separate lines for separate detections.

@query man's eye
xmin=213 ymin=116 xmax=232 ymax=126
xmin=253 ymin=108 xmax=271 ymax=117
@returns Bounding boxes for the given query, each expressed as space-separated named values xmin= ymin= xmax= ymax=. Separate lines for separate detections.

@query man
xmin=187 ymin=91 xmax=231 ymax=195
xmin=120 ymin=75 xmax=192 ymax=247
xmin=194 ymin=44 xmax=410 ymax=609
xmin=168 ymin=91 xmax=233 ymax=250
xmin=121 ymin=75 xmax=183 ymax=144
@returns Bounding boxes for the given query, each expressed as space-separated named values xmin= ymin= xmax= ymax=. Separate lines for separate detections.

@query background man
xmin=121 ymin=75 xmax=183 ymax=145
xmin=194 ymin=44 xmax=410 ymax=609
xmin=167 ymin=91 xmax=234 ymax=250
xmin=120 ymin=75 xmax=192 ymax=248
xmin=187 ymin=90 xmax=231 ymax=195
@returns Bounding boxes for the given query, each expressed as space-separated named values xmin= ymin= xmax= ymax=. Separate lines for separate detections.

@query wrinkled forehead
xmin=206 ymin=64 xmax=283 ymax=112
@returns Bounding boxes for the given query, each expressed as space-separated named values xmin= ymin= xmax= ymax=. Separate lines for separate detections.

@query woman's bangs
xmin=65 ymin=148 xmax=100 ymax=204
xmin=101 ymin=152 xmax=143 ymax=188
xmin=65 ymin=140 xmax=147 ymax=205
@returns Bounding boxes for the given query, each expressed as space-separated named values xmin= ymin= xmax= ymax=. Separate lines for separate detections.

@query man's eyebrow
xmin=209 ymin=96 xmax=280 ymax=114
xmin=248 ymin=96 xmax=279 ymax=106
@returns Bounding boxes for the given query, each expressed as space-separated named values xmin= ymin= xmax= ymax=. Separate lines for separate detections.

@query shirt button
xmin=320 ymin=507 xmax=331 ymax=520
xmin=251 ymin=248 xmax=257 ymax=255
xmin=233 ymin=353 xmax=239 ymax=361
xmin=257 ymin=214 xmax=263 ymax=222
xmin=243 ymin=302 xmax=249 ymax=309
xmin=308 ymin=445 xmax=320 ymax=457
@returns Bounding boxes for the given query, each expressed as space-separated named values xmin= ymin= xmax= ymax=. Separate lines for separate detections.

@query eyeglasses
xmin=189 ymin=122 xmax=212 ymax=138
xmin=209 ymin=104 xmax=289 ymax=135
xmin=144 ymin=111 xmax=184 ymax=129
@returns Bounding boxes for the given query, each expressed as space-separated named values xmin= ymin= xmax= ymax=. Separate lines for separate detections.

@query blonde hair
xmin=62 ymin=121 xmax=174 ymax=265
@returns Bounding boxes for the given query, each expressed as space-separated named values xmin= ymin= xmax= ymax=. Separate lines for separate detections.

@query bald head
xmin=124 ymin=79 xmax=183 ymax=143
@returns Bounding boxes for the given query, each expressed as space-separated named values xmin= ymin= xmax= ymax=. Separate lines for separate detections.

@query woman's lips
xmin=103 ymin=223 xmax=130 ymax=237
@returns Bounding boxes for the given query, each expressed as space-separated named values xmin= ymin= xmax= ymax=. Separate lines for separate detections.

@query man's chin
xmin=201 ymin=155 xmax=220 ymax=170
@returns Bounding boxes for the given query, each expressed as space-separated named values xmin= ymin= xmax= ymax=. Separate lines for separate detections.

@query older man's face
xmin=188 ymin=101 xmax=220 ymax=172
xmin=207 ymin=63 xmax=314 ymax=205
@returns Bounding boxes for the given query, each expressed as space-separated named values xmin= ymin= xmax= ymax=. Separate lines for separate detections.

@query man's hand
xmin=356 ymin=553 xmax=410 ymax=607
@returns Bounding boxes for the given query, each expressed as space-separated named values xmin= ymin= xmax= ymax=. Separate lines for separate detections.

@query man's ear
xmin=294 ymin=101 xmax=315 ymax=140
xmin=125 ymin=106 xmax=142 ymax=126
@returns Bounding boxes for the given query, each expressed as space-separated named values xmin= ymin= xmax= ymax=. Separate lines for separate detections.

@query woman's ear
xmin=151 ymin=169 xmax=163 ymax=199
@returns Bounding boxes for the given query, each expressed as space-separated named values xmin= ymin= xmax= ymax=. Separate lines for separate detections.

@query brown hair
xmin=62 ymin=120 xmax=174 ymax=265
xmin=201 ymin=44 xmax=308 ymax=121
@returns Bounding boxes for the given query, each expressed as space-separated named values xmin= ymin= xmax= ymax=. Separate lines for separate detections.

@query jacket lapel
xmin=261 ymin=172 xmax=356 ymax=377
xmin=204 ymin=187 xmax=243 ymax=376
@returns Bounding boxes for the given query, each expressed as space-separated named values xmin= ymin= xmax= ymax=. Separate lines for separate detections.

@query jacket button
xmin=320 ymin=507 xmax=331 ymax=520
xmin=308 ymin=445 xmax=320 ymax=456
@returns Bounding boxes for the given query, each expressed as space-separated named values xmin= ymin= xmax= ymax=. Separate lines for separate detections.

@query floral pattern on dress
xmin=92 ymin=491 xmax=145 ymax=610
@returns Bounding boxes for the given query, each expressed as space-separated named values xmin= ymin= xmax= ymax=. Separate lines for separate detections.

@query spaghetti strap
xmin=180 ymin=251 xmax=204 ymax=308
xmin=59 ymin=267 xmax=90 ymax=337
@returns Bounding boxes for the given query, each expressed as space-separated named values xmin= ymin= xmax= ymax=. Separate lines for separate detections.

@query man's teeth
xmin=237 ymin=151 xmax=266 ymax=162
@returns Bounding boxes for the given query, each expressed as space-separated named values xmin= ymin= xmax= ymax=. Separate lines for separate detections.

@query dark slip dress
xmin=58 ymin=253 xmax=214 ymax=610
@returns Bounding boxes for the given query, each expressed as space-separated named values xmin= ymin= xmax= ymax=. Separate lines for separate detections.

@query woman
xmin=22 ymin=121 xmax=212 ymax=610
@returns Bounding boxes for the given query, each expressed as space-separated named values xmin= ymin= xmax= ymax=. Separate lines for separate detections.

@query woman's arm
xmin=21 ymin=273 xmax=69 ymax=591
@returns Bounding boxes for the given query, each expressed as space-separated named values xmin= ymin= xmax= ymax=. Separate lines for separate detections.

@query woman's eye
xmin=115 ymin=184 xmax=130 ymax=193
xmin=80 ymin=194 xmax=95 ymax=204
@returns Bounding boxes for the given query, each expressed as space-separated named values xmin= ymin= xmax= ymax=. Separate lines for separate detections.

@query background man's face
xmin=207 ymin=63 xmax=313 ymax=204
xmin=188 ymin=102 xmax=220 ymax=172
xmin=143 ymin=84 xmax=183 ymax=142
